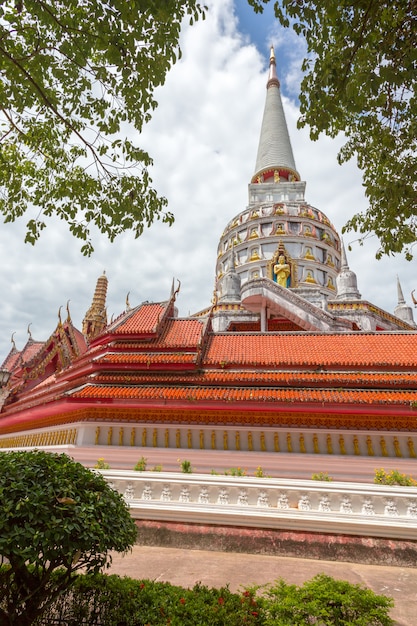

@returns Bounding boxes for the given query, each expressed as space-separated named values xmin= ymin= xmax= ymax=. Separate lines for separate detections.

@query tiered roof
xmin=1 ymin=301 xmax=416 ymax=434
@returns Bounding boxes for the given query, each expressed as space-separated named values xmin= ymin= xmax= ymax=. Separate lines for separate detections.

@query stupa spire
xmin=396 ymin=275 xmax=405 ymax=304
xmin=394 ymin=276 xmax=415 ymax=326
xmin=336 ymin=240 xmax=361 ymax=301
xmin=82 ymin=271 xmax=108 ymax=341
xmin=252 ymin=46 xmax=300 ymax=183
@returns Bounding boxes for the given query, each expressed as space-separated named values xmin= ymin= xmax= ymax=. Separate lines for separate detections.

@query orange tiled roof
xmin=204 ymin=333 xmax=417 ymax=368
xmin=96 ymin=353 xmax=197 ymax=365
xmin=72 ymin=383 xmax=417 ymax=406
xmin=111 ymin=303 xmax=166 ymax=335
xmin=92 ymin=370 xmax=417 ymax=389
xmin=157 ymin=318 xmax=204 ymax=347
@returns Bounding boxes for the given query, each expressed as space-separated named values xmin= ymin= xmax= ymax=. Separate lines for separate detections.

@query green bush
xmin=374 ymin=468 xmax=417 ymax=486
xmin=94 ymin=457 xmax=110 ymax=469
xmin=133 ymin=456 xmax=147 ymax=471
xmin=178 ymin=459 xmax=193 ymax=473
xmin=312 ymin=471 xmax=333 ymax=481
xmin=224 ymin=467 xmax=247 ymax=476
xmin=29 ymin=570 xmax=395 ymax=626
xmin=260 ymin=574 xmax=394 ymax=625
xmin=36 ymin=572 xmax=263 ymax=625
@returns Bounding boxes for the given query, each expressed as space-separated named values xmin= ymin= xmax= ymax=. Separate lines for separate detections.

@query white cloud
xmin=0 ymin=0 xmax=415 ymax=360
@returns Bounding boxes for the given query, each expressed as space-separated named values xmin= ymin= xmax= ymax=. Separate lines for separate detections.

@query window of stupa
xmin=288 ymin=221 xmax=300 ymax=234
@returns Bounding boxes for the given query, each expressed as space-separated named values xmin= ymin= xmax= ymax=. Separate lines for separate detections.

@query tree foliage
xmin=0 ymin=0 xmax=206 ymax=254
xmin=0 ymin=450 xmax=137 ymax=625
xmin=248 ymin=0 xmax=417 ymax=259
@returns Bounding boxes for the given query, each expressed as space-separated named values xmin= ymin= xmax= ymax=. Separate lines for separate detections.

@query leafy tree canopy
xmin=0 ymin=450 xmax=137 ymax=625
xmin=0 ymin=0 xmax=206 ymax=255
xmin=248 ymin=0 xmax=416 ymax=259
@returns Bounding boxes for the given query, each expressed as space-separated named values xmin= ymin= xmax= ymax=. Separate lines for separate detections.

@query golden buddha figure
xmin=250 ymin=248 xmax=260 ymax=261
xmin=274 ymin=254 xmax=291 ymax=288
xmin=327 ymin=277 xmax=335 ymax=290
xmin=304 ymin=247 xmax=315 ymax=260
xmin=275 ymin=222 xmax=285 ymax=235
xmin=249 ymin=227 xmax=259 ymax=239
xmin=274 ymin=169 xmax=280 ymax=183
xmin=305 ymin=271 xmax=317 ymax=284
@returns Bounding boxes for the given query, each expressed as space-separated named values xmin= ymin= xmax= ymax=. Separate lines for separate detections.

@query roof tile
xmin=204 ymin=333 xmax=417 ymax=368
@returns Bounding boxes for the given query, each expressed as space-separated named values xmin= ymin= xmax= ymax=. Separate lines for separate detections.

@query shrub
xmin=94 ymin=457 xmax=110 ymax=469
xmin=312 ymin=471 xmax=333 ymax=481
xmin=178 ymin=459 xmax=193 ymax=473
xmin=260 ymin=574 xmax=394 ymax=625
xmin=374 ymin=468 xmax=417 ymax=486
xmin=254 ymin=466 xmax=269 ymax=478
xmin=133 ymin=456 xmax=147 ymax=471
xmin=37 ymin=572 xmax=264 ymax=626
xmin=224 ymin=467 xmax=246 ymax=476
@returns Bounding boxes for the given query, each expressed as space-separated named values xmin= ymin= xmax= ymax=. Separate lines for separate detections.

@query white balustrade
xmin=99 ymin=470 xmax=417 ymax=540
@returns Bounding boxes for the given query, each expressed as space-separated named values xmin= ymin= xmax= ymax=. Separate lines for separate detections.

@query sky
xmin=0 ymin=0 xmax=415 ymax=360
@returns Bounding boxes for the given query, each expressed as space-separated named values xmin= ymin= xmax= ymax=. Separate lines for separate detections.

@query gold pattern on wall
xmin=3 ymin=405 xmax=417 ymax=437
xmin=380 ymin=436 xmax=388 ymax=457
xmin=248 ymin=431 xmax=253 ymax=451
xmin=274 ymin=432 xmax=279 ymax=452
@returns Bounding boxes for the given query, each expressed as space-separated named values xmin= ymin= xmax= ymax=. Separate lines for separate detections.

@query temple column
xmin=260 ymin=302 xmax=267 ymax=332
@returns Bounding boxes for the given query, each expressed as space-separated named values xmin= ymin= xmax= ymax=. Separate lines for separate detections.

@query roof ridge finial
xmin=267 ymin=45 xmax=280 ymax=89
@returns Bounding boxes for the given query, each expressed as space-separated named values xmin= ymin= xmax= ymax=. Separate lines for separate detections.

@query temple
xmin=1 ymin=48 xmax=416 ymax=463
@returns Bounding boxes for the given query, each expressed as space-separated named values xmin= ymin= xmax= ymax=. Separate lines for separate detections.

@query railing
xmin=100 ymin=470 xmax=417 ymax=540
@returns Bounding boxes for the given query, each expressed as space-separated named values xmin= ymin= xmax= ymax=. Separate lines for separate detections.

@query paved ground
xmin=107 ymin=545 xmax=417 ymax=625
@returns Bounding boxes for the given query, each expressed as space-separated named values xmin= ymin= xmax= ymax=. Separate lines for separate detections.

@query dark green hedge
xmin=36 ymin=572 xmax=262 ymax=625
xmin=0 ymin=566 xmax=394 ymax=625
